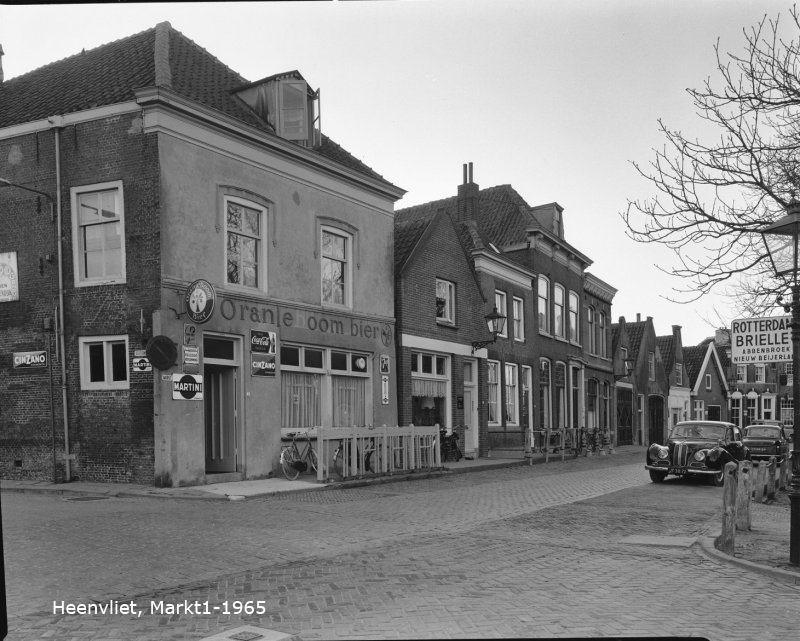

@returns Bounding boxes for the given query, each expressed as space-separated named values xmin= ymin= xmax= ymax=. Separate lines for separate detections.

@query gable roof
xmin=682 ymin=344 xmax=708 ymax=388
xmin=0 ymin=22 xmax=395 ymax=188
xmin=396 ymin=184 xmax=588 ymax=259
xmin=656 ymin=335 xmax=676 ymax=373
xmin=622 ymin=320 xmax=648 ymax=361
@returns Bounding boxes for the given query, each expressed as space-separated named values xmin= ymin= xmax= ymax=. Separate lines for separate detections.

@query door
xmin=205 ymin=364 xmax=237 ymax=472
xmin=463 ymin=359 xmax=479 ymax=454
xmin=616 ymin=388 xmax=633 ymax=445
xmin=648 ymin=395 xmax=665 ymax=445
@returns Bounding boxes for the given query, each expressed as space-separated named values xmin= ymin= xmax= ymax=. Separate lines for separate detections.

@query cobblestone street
xmin=4 ymin=455 xmax=800 ymax=640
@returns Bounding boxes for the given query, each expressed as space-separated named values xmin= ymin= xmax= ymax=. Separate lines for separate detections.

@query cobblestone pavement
xmin=4 ymin=453 xmax=800 ymax=640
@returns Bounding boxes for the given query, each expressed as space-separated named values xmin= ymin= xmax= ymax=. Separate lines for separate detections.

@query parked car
xmin=645 ymin=420 xmax=749 ymax=486
xmin=742 ymin=424 xmax=791 ymax=462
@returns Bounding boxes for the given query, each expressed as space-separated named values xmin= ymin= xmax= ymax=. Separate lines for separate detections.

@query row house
xmin=713 ymin=328 xmax=783 ymax=427
xmin=611 ymin=315 xmax=669 ymax=445
xmin=395 ymin=165 xmax=616 ymax=455
xmin=682 ymin=339 xmax=729 ymax=422
xmin=0 ymin=23 xmax=404 ymax=485
xmin=656 ymin=326 xmax=691 ymax=431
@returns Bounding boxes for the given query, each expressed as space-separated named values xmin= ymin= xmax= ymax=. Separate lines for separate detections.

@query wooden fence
xmin=314 ymin=424 xmax=442 ymax=482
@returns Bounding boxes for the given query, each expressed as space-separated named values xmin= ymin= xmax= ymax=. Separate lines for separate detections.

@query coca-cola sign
xmin=250 ymin=329 xmax=276 ymax=355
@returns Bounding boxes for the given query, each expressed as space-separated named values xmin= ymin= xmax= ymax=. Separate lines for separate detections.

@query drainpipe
xmin=49 ymin=116 xmax=70 ymax=481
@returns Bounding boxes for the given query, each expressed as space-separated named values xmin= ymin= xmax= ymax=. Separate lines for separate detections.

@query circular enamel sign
xmin=184 ymin=279 xmax=215 ymax=324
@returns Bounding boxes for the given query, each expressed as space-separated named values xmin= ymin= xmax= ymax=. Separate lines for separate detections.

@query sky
xmin=0 ymin=0 xmax=793 ymax=346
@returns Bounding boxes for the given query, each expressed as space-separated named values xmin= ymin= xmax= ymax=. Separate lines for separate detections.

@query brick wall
xmin=0 ymin=114 xmax=161 ymax=483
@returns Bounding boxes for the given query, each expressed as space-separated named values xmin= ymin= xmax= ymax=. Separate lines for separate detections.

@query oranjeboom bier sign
xmin=730 ymin=316 xmax=792 ymax=363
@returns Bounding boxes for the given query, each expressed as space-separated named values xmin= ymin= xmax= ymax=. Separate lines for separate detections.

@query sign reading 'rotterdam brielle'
xmin=731 ymin=316 xmax=792 ymax=363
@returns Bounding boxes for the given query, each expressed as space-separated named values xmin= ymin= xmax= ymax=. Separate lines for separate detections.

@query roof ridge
xmin=154 ymin=22 xmax=172 ymax=88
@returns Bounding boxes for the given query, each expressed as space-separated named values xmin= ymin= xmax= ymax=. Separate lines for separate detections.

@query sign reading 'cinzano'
xmin=731 ymin=316 xmax=792 ymax=363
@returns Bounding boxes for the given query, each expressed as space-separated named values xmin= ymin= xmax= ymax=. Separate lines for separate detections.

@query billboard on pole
xmin=730 ymin=316 xmax=792 ymax=363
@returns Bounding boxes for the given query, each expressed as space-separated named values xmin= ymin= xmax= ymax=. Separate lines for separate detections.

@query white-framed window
xmin=537 ymin=276 xmax=550 ymax=334
xmin=736 ymin=365 xmax=747 ymax=383
xmin=568 ymin=291 xmax=580 ymax=343
xmin=410 ymin=351 xmax=450 ymax=428
xmin=512 ymin=297 xmax=524 ymax=341
xmin=226 ymin=196 xmax=266 ymax=289
xmin=648 ymin=352 xmax=655 ymax=381
xmin=587 ymin=307 xmax=596 ymax=354
xmin=71 ymin=181 xmax=125 ymax=286
xmin=494 ymin=291 xmax=508 ymax=338
xmin=731 ymin=396 xmax=741 ymax=427
xmin=746 ymin=395 xmax=757 ymax=424
xmin=435 ymin=278 xmax=455 ymax=325
xmin=755 ymin=364 xmax=766 ymax=383
xmin=586 ymin=378 xmax=598 ymax=430
xmin=705 ymin=373 xmax=712 ymax=390
xmin=504 ymin=362 xmax=518 ymax=425
xmin=553 ymin=284 xmax=565 ymax=338
xmin=675 ymin=364 xmax=683 ymax=386
xmin=694 ymin=400 xmax=704 ymax=420
xmin=598 ymin=312 xmax=607 ymax=358
xmin=78 ymin=335 xmax=129 ymax=390
xmin=781 ymin=397 xmax=793 ymax=426
xmin=487 ymin=360 xmax=501 ymax=424
xmin=321 ymin=227 xmax=352 ymax=307
xmin=555 ymin=362 xmax=567 ymax=429
xmin=787 ymin=362 xmax=794 ymax=376
xmin=763 ymin=396 xmax=774 ymax=421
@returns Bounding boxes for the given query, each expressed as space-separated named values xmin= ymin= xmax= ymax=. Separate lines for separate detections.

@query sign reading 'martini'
xmin=731 ymin=316 xmax=792 ymax=363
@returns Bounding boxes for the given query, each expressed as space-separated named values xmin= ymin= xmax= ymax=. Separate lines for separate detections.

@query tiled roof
xmin=682 ymin=344 xmax=708 ymax=388
xmin=396 ymin=184 xmax=546 ymax=249
xmin=656 ymin=335 xmax=675 ymax=373
xmin=394 ymin=217 xmax=431 ymax=273
xmin=0 ymin=23 xmax=393 ymax=187
xmin=623 ymin=321 xmax=647 ymax=361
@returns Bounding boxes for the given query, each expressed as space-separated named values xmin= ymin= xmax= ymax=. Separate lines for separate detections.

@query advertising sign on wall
xmin=0 ymin=251 xmax=20 ymax=303
xmin=731 ymin=316 xmax=792 ymax=363
xmin=13 ymin=350 xmax=47 ymax=368
xmin=251 ymin=329 xmax=277 ymax=377
xmin=172 ymin=373 xmax=204 ymax=400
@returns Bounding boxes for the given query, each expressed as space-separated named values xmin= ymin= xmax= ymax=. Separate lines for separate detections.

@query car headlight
xmin=649 ymin=443 xmax=669 ymax=460
xmin=694 ymin=450 xmax=706 ymax=462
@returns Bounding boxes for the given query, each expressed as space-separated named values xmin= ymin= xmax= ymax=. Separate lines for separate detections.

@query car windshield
xmin=670 ymin=424 xmax=726 ymax=440
xmin=744 ymin=426 xmax=780 ymax=438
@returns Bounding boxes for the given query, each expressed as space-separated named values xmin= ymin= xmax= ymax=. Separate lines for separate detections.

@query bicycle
xmin=280 ymin=430 xmax=319 ymax=480
xmin=332 ymin=428 xmax=382 ymax=479
xmin=439 ymin=426 xmax=463 ymax=462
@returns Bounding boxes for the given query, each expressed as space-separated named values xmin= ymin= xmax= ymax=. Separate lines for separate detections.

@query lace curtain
xmin=282 ymin=372 xmax=321 ymax=428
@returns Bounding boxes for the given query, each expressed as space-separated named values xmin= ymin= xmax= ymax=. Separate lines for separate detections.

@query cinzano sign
xmin=731 ymin=316 xmax=792 ymax=363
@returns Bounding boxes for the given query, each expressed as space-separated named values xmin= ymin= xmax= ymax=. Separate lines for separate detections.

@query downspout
xmin=49 ymin=116 xmax=70 ymax=481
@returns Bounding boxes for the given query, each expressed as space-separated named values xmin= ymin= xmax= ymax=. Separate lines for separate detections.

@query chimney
xmin=456 ymin=162 xmax=479 ymax=222
xmin=636 ymin=313 xmax=641 ymax=322
xmin=0 ymin=44 xmax=4 ymax=83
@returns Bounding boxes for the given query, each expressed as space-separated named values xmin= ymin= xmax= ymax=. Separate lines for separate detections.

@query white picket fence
xmin=315 ymin=424 xmax=442 ymax=482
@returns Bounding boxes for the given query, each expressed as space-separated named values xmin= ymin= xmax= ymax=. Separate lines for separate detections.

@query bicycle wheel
xmin=306 ymin=446 xmax=318 ymax=475
xmin=365 ymin=447 xmax=383 ymax=473
xmin=281 ymin=446 xmax=300 ymax=480
xmin=332 ymin=446 xmax=345 ymax=480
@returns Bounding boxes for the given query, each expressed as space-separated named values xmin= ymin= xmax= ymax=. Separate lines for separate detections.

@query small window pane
xmin=281 ymin=345 xmax=300 ymax=367
xmin=421 ymin=354 xmax=432 ymax=374
xmin=305 ymin=349 xmax=324 ymax=369
xmin=204 ymin=337 xmax=235 ymax=360
xmin=111 ymin=342 xmax=127 ymax=381
xmin=88 ymin=344 xmax=105 ymax=382
xmin=331 ymin=351 xmax=348 ymax=370
xmin=436 ymin=357 xmax=446 ymax=376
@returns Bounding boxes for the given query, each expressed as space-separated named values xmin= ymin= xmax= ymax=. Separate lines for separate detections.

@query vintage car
xmin=742 ymin=423 xmax=791 ymax=462
xmin=646 ymin=420 xmax=749 ymax=486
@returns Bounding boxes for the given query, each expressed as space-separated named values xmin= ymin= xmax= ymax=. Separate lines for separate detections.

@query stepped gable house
xmin=0 ymin=23 xmax=404 ymax=486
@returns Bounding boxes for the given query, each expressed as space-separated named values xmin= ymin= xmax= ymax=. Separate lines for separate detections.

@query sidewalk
xmin=3 ymin=445 xmax=798 ymax=583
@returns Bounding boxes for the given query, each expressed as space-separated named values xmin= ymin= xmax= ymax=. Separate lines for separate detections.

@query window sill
xmin=436 ymin=320 xmax=458 ymax=329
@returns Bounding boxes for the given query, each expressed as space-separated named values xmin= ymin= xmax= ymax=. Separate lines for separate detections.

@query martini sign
xmin=731 ymin=316 xmax=792 ymax=363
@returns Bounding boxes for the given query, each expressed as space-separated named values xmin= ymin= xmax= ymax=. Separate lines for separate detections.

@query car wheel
xmin=649 ymin=469 xmax=667 ymax=483
xmin=710 ymin=469 xmax=725 ymax=487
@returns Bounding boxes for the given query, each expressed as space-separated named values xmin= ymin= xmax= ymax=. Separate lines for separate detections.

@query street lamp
xmin=761 ymin=200 xmax=800 ymax=566
xmin=471 ymin=306 xmax=507 ymax=353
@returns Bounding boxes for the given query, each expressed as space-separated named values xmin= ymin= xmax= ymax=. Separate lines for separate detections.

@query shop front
xmin=151 ymin=282 xmax=397 ymax=487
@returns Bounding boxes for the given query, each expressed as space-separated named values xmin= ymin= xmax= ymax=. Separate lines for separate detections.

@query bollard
xmin=735 ymin=460 xmax=752 ymax=531
xmin=718 ymin=461 xmax=738 ymax=555
xmin=754 ymin=461 xmax=766 ymax=502
xmin=766 ymin=456 xmax=777 ymax=501
xmin=779 ymin=455 xmax=790 ymax=490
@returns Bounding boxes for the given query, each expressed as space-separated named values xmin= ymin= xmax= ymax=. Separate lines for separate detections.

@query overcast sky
xmin=1 ymin=0 xmax=793 ymax=346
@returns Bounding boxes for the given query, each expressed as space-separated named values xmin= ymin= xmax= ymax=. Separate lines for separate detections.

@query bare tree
xmin=623 ymin=7 xmax=800 ymax=312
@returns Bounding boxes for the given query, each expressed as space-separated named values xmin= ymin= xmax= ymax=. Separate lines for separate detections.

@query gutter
xmin=49 ymin=115 xmax=70 ymax=482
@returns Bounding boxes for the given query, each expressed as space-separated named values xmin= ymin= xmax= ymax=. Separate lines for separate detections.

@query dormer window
xmin=234 ymin=71 xmax=320 ymax=147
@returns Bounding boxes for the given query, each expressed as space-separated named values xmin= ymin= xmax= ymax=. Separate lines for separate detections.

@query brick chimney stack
xmin=456 ymin=162 xmax=479 ymax=222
